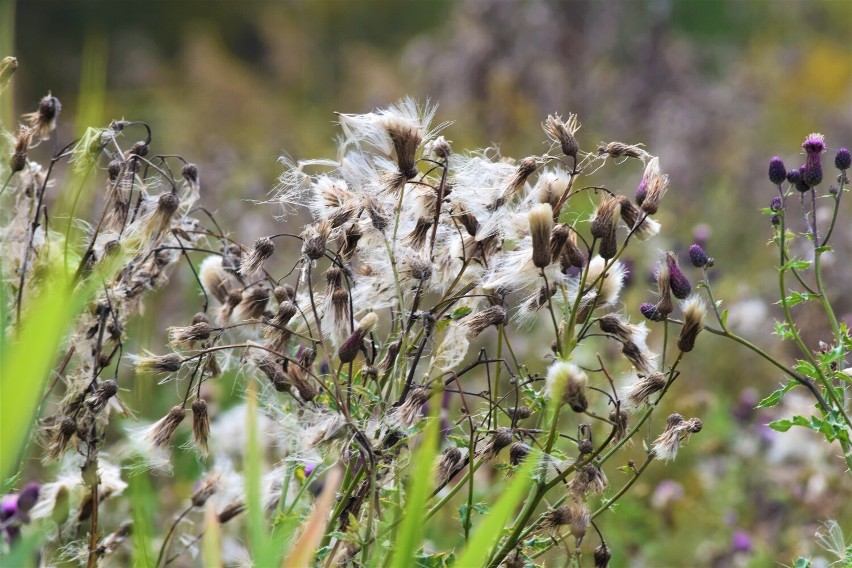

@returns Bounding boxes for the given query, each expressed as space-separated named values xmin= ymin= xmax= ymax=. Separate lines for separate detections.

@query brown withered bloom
xmin=24 ymin=93 xmax=61 ymax=139
xmin=622 ymin=372 xmax=667 ymax=412
xmin=464 ymin=305 xmax=507 ymax=340
xmin=655 ymin=261 xmax=674 ymax=317
xmin=507 ymin=406 xmax=532 ymax=422
xmin=286 ymin=358 xmax=319 ymax=402
xmin=85 ymin=379 xmax=118 ymax=413
xmin=240 ymin=237 xmax=275 ymax=278
xmin=616 ymin=195 xmax=660 ymax=240
xmin=191 ymin=399 xmax=210 ymax=455
xmin=301 ymin=220 xmax=331 ymax=260
xmin=640 ymin=166 xmax=669 ymax=215
xmin=590 ymin=193 xmax=621 ymax=240
xmin=570 ymin=463 xmax=608 ymax=499
xmin=543 ymin=113 xmax=581 ymax=159
xmin=217 ymin=500 xmax=246 ymax=524
xmin=509 ymin=442 xmax=529 ymax=466
xmin=597 ymin=141 xmax=647 ymax=160
xmin=549 ymin=224 xmax=570 ymax=262
xmin=235 ymin=286 xmax=270 ymax=321
xmin=453 ymin=201 xmax=480 ymax=237
xmin=379 ymin=340 xmax=401 ymax=375
xmin=263 ymin=300 xmax=297 ymax=349
xmin=529 ymin=203 xmax=554 ymax=269
xmin=406 ymin=217 xmax=433 ymax=249
xmin=436 ymin=446 xmax=463 ymax=486
xmin=10 ymin=124 xmax=35 ymax=173
xmin=594 ymin=544 xmax=613 ymax=568
xmin=499 ymin=156 xmax=538 ymax=206
xmin=677 ymin=295 xmax=706 ymax=352
xmin=273 ymin=284 xmax=295 ymax=304
xmin=609 ymin=408 xmax=629 ymax=445
xmin=149 ymin=406 xmax=186 ymax=448
xmin=396 ymin=386 xmax=431 ymax=428
xmin=598 ymin=228 xmax=618 ymax=260
xmin=481 ymin=428 xmax=513 ymax=460
xmin=190 ymin=473 xmax=219 ymax=508
xmin=652 ymin=413 xmax=703 ymax=461
xmin=47 ymin=416 xmax=78 ymax=460
xmin=168 ymin=322 xmax=213 ymax=349
xmin=133 ymin=352 xmax=184 ymax=374
xmin=540 ymin=503 xmax=588 ymax=536
xmin=340 ymin=224 xmax=362 ymax=260
xmin=525 ymin=282 xmax=557 ymax=314
xmin=560 ymin=229 xmax=586 ymax=270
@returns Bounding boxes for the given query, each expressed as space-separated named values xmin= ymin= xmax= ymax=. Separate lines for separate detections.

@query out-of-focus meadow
xmin=5 ymin=0 xmax=852 ymax=566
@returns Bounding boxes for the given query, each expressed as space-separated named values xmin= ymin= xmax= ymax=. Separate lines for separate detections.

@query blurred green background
xmin=5 ymin=0 xmax=852 ymax=566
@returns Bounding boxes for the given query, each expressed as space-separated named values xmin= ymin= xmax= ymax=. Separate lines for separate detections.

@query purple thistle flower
xmin=688 ymin=244 xmax=709 ymax=268
xmin=786 ymin=169 xmax=801 ymax=185
xmin=836 ymin=147 xmax=851 ymax=171
xmin=635 ymin=175 xmax=648 ymax=205
xmin=16 ymin=484 xmax=39 ymax=514
xmin=802 ymin=133 xmax=825 ymax=187
xmin=665 ymin=252 xmax=691 ymax=299
xmin=640 ymin=302 xmax=665 ymax=322
xmin=1 ymin=495 xmax=17 ymax=521
xmin=768 ymin=156 xmax=786 ymax=185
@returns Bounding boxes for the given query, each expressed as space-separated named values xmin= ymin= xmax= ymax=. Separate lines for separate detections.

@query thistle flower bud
xmin=240 ymin=237 xmax=275 ymax=278
xmin=149 ymin=406 xmax=186 ymax=448
xmin=598 ymin=228 xmax=618 ymax=260
xmin=835 ymin=147 xmax=851 ymax=171
xmin=770 ymin=195 xmax=783 ymax=212
xmin=640 ymin=302 xmax=665 ymax=322
xmin=273 ymin=284 xmax=295 ymax=304
xmin=481 ymin=428 xmax=513 ymax=460
xmin=218 ymin=501 xmax=246 ymax=524
xmin=793 ymin=165 xmax=810 ymax=192
xmin=508 ymin=406 xmax=532 ymax=422
xmin=655 ymin=261 xmax=674 ymax=317
xmin=191 ymin=399 xmax=210 ymax=456
xmin=168 ymin=322 xmax=213 ymax=348
xmin=577 ymin=439 xmax=594 ymax=455
xmin=426 ymin=135 xmax=452 ymax=160
xmin=677 ymin=295 xmax=706 ymax=352
xmin=48 ymin=416 xmax=78 ymax=459
xmin=549 ymin=224 xmax=570 ymax=262
xmin=86 ymin=379 xmax=118 ymax=412
xmin=688 ymin=244 xmax=709 ymax=268
xmin=768 ymin=156 xmax=787 ymax=185
xmin=301 ymin=221 xmax=331 ymax=260
xmin=17 ymin=484 xmax=40 ymax=514
xmin=182 ymin=163 xmax=199 ymax=186
xmin=436 ymin=446 xmax=463 ymax=486
xmin=0 ymin=56 xmax=17 ymax=92
xmin=25 ymin=93 xmax=61 ymax=139
xmin=464 ymin=305 xmax=507 ymax=340
xmin=10 ymin=125 xmax=35 ymax=172
xmin=338 ymin=312 xmax=378 ymax=363
xmin=594 ymin=544 xmax=612 ymax=568
xmin=623 ymin=372 xmax=667 ymax=411
xmin=133 ymin=352 xmax=184 ymax=374
xmin=509 ymin=442 xmax=529 ymax=465
xmin=617 ymin=196 xmax=660 ymax=240
xmin=543 ymin=113 xmax=580 ymax=159
xmin=590 ymin=194 xmax=621 ymax=239
xmin=665 ymin=252 xmax=691 ymax=300
xmin=640 ymin=159 xmax=669 ymax=215
xmin=560 ymin=230 xmax=585 ymax=270
xmin=235 ymin=286 xmax=270 ymax=321
xmin=546 ymin=361 xmax=588 ymax=412
xmin=529 ymin=203 xmax=554 ymax=268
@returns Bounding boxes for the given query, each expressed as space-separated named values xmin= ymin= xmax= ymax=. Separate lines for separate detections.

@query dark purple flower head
xmin=771 ymin=214 xmax=780 ymax=226
xmin=770 ymin=195 xmax=782 ymax=211
xmin=16 ymin=484 xmax=39 ymax=514
xmin=768 ymin=156 xmax=786 ymax=185
xmin=665 ymin=252 xmax=692 ymax=299
xmin=786 ymin=169 xmax=801 ymax=184
xmin=639 ymin=302 xmax=665 ymax=322
xmin=802 ymin=133 xmax=825 ymax=155
xmin=802 ymin=133 xmax=825 ymax=187
xmin=688 ymin=244 xmax=709 ymax=268
xmin=835 ymin=147 xmax=851 ymax=171
xmin=795 ymin=165 xmax=811 ymax=192
xmin=731 ymin=530 xmax=752 ymax=553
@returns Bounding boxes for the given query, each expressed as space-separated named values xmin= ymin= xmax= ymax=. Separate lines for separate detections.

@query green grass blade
xmin=129 ymin=470 xmax=155 ymax=567
xmin=245 ymin=383 xmax=273 ymax=565
xmin=453 ymin=457 xmax=538 ymax=568
xmin=388 ymin=411 xmax=441 ymax=568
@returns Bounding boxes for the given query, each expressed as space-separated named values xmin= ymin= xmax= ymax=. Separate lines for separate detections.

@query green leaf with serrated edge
xmin=794 ymin=360 xmax=818 ymax=378
xmin=756 ymin=380 xmax=799 ymax=408
xmin=781 ymin=259 xmax=811 ymax=271
xmin=815 ymin=245 xmax=832 ymax=254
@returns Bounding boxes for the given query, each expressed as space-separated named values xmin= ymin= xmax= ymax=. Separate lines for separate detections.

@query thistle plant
xmin=2 ymin=66 xmax=713 ymax=566
xmin=685 ymin=134 xmax=851 ymax=474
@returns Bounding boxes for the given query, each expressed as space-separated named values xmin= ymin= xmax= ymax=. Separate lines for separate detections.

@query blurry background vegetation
xmin=5 ymin=0 xmax=852 ymax=566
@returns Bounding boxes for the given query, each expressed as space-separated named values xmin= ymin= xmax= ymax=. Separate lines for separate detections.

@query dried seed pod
xmin=192 ymin=399 xmax=210 ymax=455
xmin=529 ymin=203 xmax=554 ymax=269
xmin=149 ymin=406 xmax=186 ymax=448
xmin=677 ymin=295 xmax=705 ymax=352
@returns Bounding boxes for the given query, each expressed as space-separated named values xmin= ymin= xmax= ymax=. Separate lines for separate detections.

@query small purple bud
xmin=666 ymin=252 xmax=691 ymax=299
xmin=640 ymin=302 xmax=665 ymax=322
xmin=731 ymin=530 xmax=752 ymax=553
xmin=786 ymin=169 xmax=801 ymax=185
xmin=1 ymin=495 xmax=17 ymax=521
xmin=768 ymin=157 xmax=786 ymax=185
xmin=304 ymin=463 xmax=316 ymax=478
xmin=769 ymin=196 xmax=782 ymax=211
xmin=771 ymin=214 xmax=780 ymax=226
xmin=835 ymin=147 xmax=851 ymax=171
xmin=688 ymin=244 xmax=709 ymax=268
xmin=803 ymin=158 xmax=823 ymax=187
xmin=16 ymin=484 xmax=39 ymax=513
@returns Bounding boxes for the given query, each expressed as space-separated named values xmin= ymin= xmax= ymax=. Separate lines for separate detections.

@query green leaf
xmin=776 ymin=291 xmax=819 ymax=307
xmin=814 ymin=245 xmax=832 ymax=254
xmin=768 ymin=415 xmax=810 ymax=432
xmin=773 ymin=321 xmax=794 ymax=341
xmin=449 ymin=306 xmax=473 ymax=320
xmin=794 ymin=360 xmax=818 ymax=378
xmin=781 ymin=258 xmax=811 ymax=272
xmin=388 ymin=409 xmax=441 ymax=568
xmin=756 ymin=380 xmax=799 ymax=408
xmin=793 ymin=556 xmax=811 ymax=568
xmin=720 ymin=309 xmax=728 ymax=328
xmin=454 ymin=457 xmax=538 ymax=568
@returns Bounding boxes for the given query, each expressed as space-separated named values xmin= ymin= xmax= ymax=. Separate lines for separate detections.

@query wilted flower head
xmin=677 ymin=295 xmax=706 ymax=352
xmin=546 ymin=361 xmax=588 ymax=412
xmin=622 ymin=372 xmax=667 ymax=412
xmin=131 ymin=352 xmax=184 ymax=374
xmin=652 ymin=413 xmax=703 ymax=461
xmin=239 ymin=237 xmax=275 ymax=279
xmin=24 ymin=93 xmax=61 ymax=139
xmin=543 ymin=113 xmax=581 ymax=159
